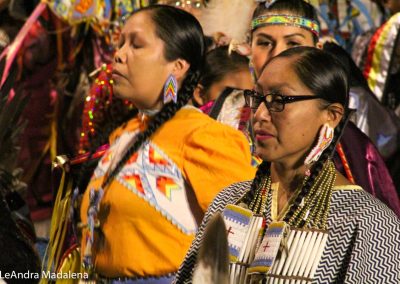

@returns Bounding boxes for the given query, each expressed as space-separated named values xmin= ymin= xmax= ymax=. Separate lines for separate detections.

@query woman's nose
xmin=114 ymin=52 xmax=122 ymax=63
xmin=253 ymin=102 xmax=272 ymax=122
xmin=114 ymin=47 xmax=126 ymax=64
xmin=271 ymin=43 xmax=287 ymax=58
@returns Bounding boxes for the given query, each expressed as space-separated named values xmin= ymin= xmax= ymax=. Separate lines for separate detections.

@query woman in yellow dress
xmin=78 ymin=4 xmax=255 ymax=282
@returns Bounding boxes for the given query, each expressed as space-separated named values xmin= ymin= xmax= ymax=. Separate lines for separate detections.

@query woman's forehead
xmin=123 ymin=11 xmax=153 ymax=32
xmin=264 ymin=55 xmax=293 ymax=73
xmin=253 ymin=24 xmax=314 ymax=41
xmin=259 ymin=57 xmax=296 ymax=83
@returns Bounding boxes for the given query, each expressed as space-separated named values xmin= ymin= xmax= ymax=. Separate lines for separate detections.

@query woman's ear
xmin=325 ymin=103 xmax=344 ymax=128
xmin=172 ymin=58 xmax=190 ymax=82
xmin=192 ymin=84 xmax=204 ymax=106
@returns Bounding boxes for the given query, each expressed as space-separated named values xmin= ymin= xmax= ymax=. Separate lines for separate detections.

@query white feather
xmin=192 ymin=262 xmax=214 ymax=284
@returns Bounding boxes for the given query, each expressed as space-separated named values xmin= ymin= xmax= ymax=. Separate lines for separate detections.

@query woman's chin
xmin=255 ymin=150 xmax=274 ymax=162
xmin=113 ymin=90 xmax=131 ymax=101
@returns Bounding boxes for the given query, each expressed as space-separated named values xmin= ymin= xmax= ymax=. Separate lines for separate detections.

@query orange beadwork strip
xmin=336 ymin=143 xmax=355 ymax=184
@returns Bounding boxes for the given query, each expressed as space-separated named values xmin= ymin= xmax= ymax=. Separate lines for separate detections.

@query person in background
xmin=193 ymin=45 xmax=253 ymax=107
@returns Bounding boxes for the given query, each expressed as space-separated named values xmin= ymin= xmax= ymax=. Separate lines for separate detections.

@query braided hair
xmin=75 ymin=105 xmax=138 ymax=191
xmin=252 ymin=0 xmax=320 ymax=44
xmin=101 ymin=5 xmax=205 ymax=189
xmin=243 ymin=47 xmax=349 ymax=217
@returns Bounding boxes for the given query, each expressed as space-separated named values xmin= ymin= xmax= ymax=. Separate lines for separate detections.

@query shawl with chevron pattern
xmin=174 ymin=181 xmax=400 ymax=283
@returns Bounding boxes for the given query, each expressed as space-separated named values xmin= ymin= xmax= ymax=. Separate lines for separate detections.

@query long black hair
xmin=242 ymin=47 xmax=349 ymax=220
xmin=252 ymin=0 xmax=320 ymax=43
xmin=100 ymin=5 xmax=205 ymax=189
xmin=200 ymin=45 xmax=249 ymax=95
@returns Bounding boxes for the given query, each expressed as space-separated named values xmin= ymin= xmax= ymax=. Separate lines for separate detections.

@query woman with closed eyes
xmin=76 ymin=5 xmax=255 ymax=282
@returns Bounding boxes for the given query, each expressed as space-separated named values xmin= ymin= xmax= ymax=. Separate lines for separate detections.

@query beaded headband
xmin=251 ymin=14 xmax=320 ymax=37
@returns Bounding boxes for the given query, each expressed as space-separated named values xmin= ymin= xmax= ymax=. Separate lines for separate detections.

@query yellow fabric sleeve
xmin=183 ymin=122 xmax=256 ymax=211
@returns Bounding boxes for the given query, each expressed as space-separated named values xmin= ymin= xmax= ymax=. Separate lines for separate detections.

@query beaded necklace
xmin=227 ymin=160 xmax=336 ymax=282
xmin=287 ymin=160 xmax=336 ymax=230
xmin=244 ymin=160 xmax=336 ymax=230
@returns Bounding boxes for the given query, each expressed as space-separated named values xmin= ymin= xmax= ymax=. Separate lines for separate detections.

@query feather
xmin=193 ymin=213 xmax=229 ymax=284
xmin=199 ymin=0 xmax=256 ymax=42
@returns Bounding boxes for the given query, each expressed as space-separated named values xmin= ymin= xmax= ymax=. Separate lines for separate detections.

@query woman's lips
xmin=255 ymin=130 xmax=274 ymax=141
xmin=112 ymin=70 xmax=126 ymax=80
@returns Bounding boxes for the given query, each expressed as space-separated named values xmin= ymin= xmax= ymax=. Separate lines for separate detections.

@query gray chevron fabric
xmin=174 ymin=181 xmax=400 ymax=284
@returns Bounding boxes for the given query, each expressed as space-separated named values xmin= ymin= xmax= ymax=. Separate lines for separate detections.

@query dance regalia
xmin=175 ymin=179 xmax=400 ymax=283
xmin=79 ymin=106 xmax=256 ymax=281
xmin=347 ymin=85 xmax=400 ymax=159
xmin=333 ymin=122 xmax=400 ymax=216
xmin=201 ymin=87 xmax=400 ymax=216
xmin=361 ymin=13 xmax=400 ymax=111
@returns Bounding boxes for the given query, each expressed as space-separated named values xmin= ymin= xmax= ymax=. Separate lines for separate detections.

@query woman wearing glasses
xmin=175 ymin=47 xmax=399 ymax=284
xmin=251 ymin=0 xmax=400 ymax=216
xmin=195 ymin=0 xmax=399 ymax=214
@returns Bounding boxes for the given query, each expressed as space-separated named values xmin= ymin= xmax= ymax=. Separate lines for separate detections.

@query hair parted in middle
xmin=252 ymin=0 xmax=320 ymax=43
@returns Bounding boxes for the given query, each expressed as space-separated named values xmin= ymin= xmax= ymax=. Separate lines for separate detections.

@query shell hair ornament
xmin=255 ymin=0 xmax=278 ymax=8
xmin=304 ymin=123 xmax=334 ymax=165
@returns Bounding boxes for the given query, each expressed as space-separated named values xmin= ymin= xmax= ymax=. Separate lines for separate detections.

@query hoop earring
xmin=163 ymin=74 xmax=178 ymax=104
xmin=304 ymin=123 xmax=334 ymax=166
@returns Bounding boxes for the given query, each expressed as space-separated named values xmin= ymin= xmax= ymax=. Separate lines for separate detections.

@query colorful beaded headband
xmin=251 ymin=15 xmax=320 ymax=37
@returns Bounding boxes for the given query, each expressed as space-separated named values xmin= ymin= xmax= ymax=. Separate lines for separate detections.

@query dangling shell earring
xmin=304 ymin=123 xmax=334 ymax=166
xmin=163 ymin=74 xmax=178 ymax=104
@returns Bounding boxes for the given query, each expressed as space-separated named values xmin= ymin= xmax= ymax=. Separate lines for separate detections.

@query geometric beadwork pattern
xmin=94 ymin=130 xmax=197 ymax=235
xmin=122 ymin=173 xmax=145 ymax=195
xmin=156 ymin=176 xmax=180 ymax=201
xmin=174 ymin=182 xmax=400 ymax=283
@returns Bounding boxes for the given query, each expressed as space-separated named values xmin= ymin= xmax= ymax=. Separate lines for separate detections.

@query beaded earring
xmin=163 ymin=74 xmax=178 ymax=104
xmin=304 ymin=123 xmax=334 ymax=166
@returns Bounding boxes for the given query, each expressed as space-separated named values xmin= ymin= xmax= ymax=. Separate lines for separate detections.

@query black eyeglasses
xmin=243 ymin=89 xmax=324 ymax=112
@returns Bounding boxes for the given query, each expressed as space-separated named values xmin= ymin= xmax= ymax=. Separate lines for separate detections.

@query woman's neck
xmin=270 ymin=161 xmax=307 ymax=193
xmin=270 ymin=161 xmax=308 ymax=215
xmin=139 ymin=108 xmax=160 ymax=117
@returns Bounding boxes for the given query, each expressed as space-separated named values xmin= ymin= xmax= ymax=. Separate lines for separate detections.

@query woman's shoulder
xmin=170 ymin=107 xmax=252 ymax=153
xmin=207 ymin=180 xmax=252 ymax=211
xmin=331 ymin=185 xmax=400 ymax=225
xmin=219 ymin=180 xmax=252 ymax=197
xmin=109 ymin=115 xmax=141 ymax=143
xmin=173 ymin=106 xmax=245 ymax=135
